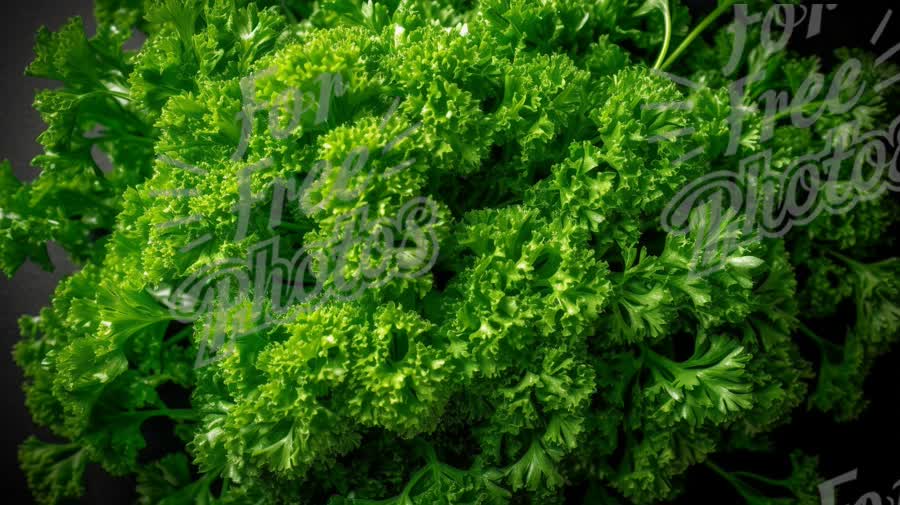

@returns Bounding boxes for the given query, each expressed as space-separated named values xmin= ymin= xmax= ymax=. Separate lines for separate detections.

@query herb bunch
xmin=4 ymin=1 xmax=898 ymax=504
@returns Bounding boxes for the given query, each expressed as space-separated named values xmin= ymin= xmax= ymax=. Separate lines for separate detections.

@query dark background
xmin=0 ymin=2 xmax=87 ymax=504
xmin=0 ymin=1 xmax=897 ymax=504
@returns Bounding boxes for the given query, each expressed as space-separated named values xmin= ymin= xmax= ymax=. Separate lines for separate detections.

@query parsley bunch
xmin=4 ymin=1 xmax=898 ymax=504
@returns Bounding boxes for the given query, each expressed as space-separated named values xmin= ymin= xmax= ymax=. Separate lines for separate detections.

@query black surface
xmin=0 ymin=1 xmax=897 ymax=504
xmin=0 ymin=4 xmax=91 ymax=504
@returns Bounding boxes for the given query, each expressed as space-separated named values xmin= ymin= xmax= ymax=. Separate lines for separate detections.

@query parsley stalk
xmin=661 ymin=0 xmax=739 ymax=71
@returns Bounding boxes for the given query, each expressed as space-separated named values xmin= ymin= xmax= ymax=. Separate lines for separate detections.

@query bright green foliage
xmin=4 ymin=1 xmax=898 ymax=504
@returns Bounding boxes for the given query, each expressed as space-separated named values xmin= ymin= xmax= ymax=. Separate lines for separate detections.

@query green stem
xmin=275 ymin=221 xmax=311 ymax=233
xmin=166 ymin=325 xmax=194 ymax=346
xmin=706 ymin=460 xmax=757 ymax=499
xmin=113 ymin=132 xmax=156 ymax=145
xmin=705 ymin=460 xmax=735 ymax=483
xmin=764 ymin=97 xmax=843 ymax=125
xmin=143 ymin=408 xmax=199 ymax=422
xmin=732 ymin=470 xmax=788 ymax=489
xmin=399 ymin=465 xmax=431 ymax=502
xmin=826 ymin=250 xmax=860 ymax=269
xmin=652 ymin=3 xmax=673 ymax=70
xmin=101 ymin=89 xmax=133 ymax=101
xmin=105 ymin=408 xmax=199 ymax=425
xmin=661 ymin=0 xmax=738 ymax=71
xmin=795 ymin=320 xmax=839 ymax=352
xmin=80 ymin=89 xmax=132 ymax=102
xmin=640 ymin=345 xmax=673 ymax=373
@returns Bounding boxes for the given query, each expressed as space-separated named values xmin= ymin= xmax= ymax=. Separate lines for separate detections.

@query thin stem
xmin=105 ymin=408 xmax=199 ymax=425
xmin=732 ymin=470 xmax=788 ymax=489
xmin=640 ymin=344 xmax=673 ymax=371
xmin=79 ymin=89 xmax=132 ymax=102
xmin=153 ymin=408 xmax=199 ymax=421
xmin=102 ymin=89 xmax=134 ymax=101
xmin=166 ymin=324 xmax=194 ymax=346
xmin=826 ymin=250 xmax=860 ymax=269
xmin=706 ymin=460 xmax=740 ymax=487
xmin=763 ymin=97 xmax=843 ymax=126
xmin=707 ymin=461 xmax=770 ymax=503
xmin=795 ymin=320 xmax=839 ymax=352
xmin=113 ymin=133 xmax=156 ymax=145
xmin=661 ymin=0 xmax=738 ymax=71
xmin=275 ymin=221 xmax=311 ymax=233
xmin=219 ymin=476 xmax=230 ymax=495
xmin=399 ymin=465 xmax=430 ymax=502
xmin=652 ymin=4 xmax=673 ymax=70
xmin=131 ymin=408 xmax=199 ymax=422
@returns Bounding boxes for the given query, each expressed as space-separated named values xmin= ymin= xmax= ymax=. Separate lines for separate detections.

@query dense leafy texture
xmin=5 ymin=1 xmax=898 ymax=504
